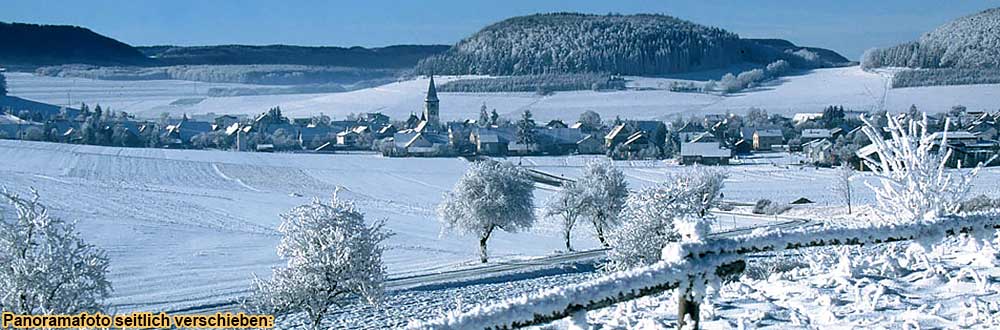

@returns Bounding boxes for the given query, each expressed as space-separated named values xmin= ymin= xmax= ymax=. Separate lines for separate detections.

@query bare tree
xmin=244 ymin=196 xmax=390 ymax=330
xmin=0 ymin=188 xmax=112 ymax=314
xmin=576 ymin=160 xmax=628 ymax=246
xmin=438 ymin=160 xmax=535 ymax=263
xmin=832 ymin=162 xmax=856 ymax=214
xmin=545 ymin=181 xmax=585 ymax=252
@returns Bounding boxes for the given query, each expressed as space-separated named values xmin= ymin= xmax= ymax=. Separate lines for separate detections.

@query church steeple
xmin=423 ymin=75 xmax=440 ymax=130
xmin=425 ymin=75 xmax=439 ymax=102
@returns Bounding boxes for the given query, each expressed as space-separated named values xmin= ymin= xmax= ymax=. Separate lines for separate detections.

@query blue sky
xmin=2 ymin=0 xmax=997 ymax=60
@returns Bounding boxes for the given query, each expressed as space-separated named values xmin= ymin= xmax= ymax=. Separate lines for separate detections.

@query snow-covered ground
xmin=2 ymin=140 xmax=999 ymax=327
xmin=563 ymin=232 xmax=1000 ymax=329
xmin=8 ymin=66 xmax=1000 ymax=123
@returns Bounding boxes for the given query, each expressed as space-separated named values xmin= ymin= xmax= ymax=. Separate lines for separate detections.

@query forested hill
xmin=862 ymin=7 xmax=1000 ymax=69
xmin=136 ymin=44 xmax=450 ymax=68
xmin=414 ymin=13 xmax=851 ymax=76
xmin=0 ymin=22 xmax=152 ymax=67
xmin=0 ymin=21 xmax=449 ymax=69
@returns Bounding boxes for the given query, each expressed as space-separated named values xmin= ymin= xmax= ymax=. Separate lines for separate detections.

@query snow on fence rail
xmin=407 ymin=211 xmax=1000 ymax=330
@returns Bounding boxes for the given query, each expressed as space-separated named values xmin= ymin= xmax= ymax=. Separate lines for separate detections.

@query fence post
xmin=677 ymin=278 xmax=700 ymax=330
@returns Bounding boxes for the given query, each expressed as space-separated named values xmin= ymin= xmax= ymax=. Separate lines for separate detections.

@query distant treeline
xmin=437 ymin=73 xmax=626 ymax=94
xmin=891 ymin=68 xmax=1000 ymax=88
xmin=137 ymin=44 xmax=450 ymax=68
xmin=35 ymin=64 xmax=399 ymax=85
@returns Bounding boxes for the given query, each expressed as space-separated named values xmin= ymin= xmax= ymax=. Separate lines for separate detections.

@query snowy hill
xmin=415 ymin=13 xmax=849 ymax=76
xmin=7 ymin=66 xmax=1000 ymax=123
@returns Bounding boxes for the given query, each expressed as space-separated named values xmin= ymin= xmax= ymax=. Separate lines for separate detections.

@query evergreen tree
xmin=478 ymin=103 xmax=490 ymax=127
xmin=515 ymin=110 xmax=536 ymax=145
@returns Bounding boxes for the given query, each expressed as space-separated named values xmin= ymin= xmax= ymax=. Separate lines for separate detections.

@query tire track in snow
xmin=211 ymin=163 xmax=262 ymax=192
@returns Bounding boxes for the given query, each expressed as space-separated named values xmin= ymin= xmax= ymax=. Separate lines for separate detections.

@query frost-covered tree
xmin=0 ymin=71 xmax=7 ymax=96
xmin=545 ymin=181 xmax=586 ymax=252
xmin=0 ymin=188 xmax=111 ymax=314
xmin=438 ymin=160 xmax=535 ymax=263
xmin=606 ymin=168 xmax=726 ymax=270
xmin=478 ymin=103 xmax=490 ymax=127
xmin=578 ymin=110 xmax=602 ymax=131
xmin=832 ymin=163 xmax=856 ymax=214
xmin=576 ymin=160 xmax=629 ymax=246
xmin=515 ymin=110 xmax=537 ymax=145
xmin=244 ymin=196 xmax=390 ymax=330
xmin=859 ymin=112 xmax=983 ymax=224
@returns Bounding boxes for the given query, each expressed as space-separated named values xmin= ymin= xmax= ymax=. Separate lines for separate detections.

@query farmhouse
xmin=680 ymin=142 xmax=732 ymax=165
xmin=752 ymin=129 xmax=784 ymax=151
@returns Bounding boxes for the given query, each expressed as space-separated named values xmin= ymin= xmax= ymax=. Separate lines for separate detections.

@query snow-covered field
xmin=2 ymin=139 xmax=999 ymax=315
xmin=8 ymin=66 xmax=1000 ymax=123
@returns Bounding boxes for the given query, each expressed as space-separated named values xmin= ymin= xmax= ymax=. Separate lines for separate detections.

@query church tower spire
xmin=423 ymin=75 xmax=440 ymax=130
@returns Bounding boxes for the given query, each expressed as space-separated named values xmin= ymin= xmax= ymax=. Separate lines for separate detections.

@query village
xmin=2 ymin=76 xmax=1000 ymax=168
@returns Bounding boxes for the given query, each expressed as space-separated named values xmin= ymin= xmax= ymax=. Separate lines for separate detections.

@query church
xmin=391 ymin=75 xmax=450 ymax=156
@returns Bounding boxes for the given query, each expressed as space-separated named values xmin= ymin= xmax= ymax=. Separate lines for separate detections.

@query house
xmin=214 ymin=115 xmax=240 ymax=129
xmin=752 ymin=129 xmax=784 ymax=151
xmin=576 ymin=134 xmax=605 ymax=154
xmin=0 ymin=114 xmax=42 ymax=139
xmin=401 ymin=132 xmax=449 ymax=157
xmin=360 ymin=112 xmax=390 ymax=126
xmin=605 ymin=120 xmax=667 ymax=149
xmin=800 ymin=129 xmax=833 ymax=143
xmin=689 ymin=132 xmax=718 ymax=143
xmin=793 ymin=113 xmax=823 ymax=124
xmin=676 ymin=122 xmax=707 ymax=142
xmin=732 ymin=139 xmax=752 ymax=155
xmin=164 ymin=119 xmax=213 ymax=146
xmin=803 ymin=139 xmax=835 ymax=165
xmin=545 ymin=120 xmax=568 ymax=129
xmin=471 ymin=130 xmax=506 ymax=156
xmin=680 ymin=142 xmax=732 ymax=165
xmin=336 ymin=126 xmax=370 ymax=147
xmin=538 ymin=127 xmax=585 ymax=155
xmin=297 ymin=125 xmax=334 ymax=148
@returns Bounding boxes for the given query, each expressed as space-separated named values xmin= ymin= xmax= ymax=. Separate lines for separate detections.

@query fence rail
xmin=408 ymin=212 xmax=1000 ymax=330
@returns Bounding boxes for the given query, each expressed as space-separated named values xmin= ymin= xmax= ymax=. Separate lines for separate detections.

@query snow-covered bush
xmin=438 ymin=160 xmax=535 ymax=263
xmin=576 ymin=160 xmax=629 ymax=246
xmin=606 ymin=168 xmax=726 ymax=270
xmin=545 ymin=180 xmax=586 ymax=252
xmin=959 ymin=195 xmax=1000 ymax=213
xmin=244 ymin=196 xmax=390 ymax=330
xmin=832 ymin=163 xmax=856 ymax=214
xmin=859 ymin=112 xmax=981 ymax=223
xmin=752 ymin=198 xmax=790 ymax=215
xmin=0 ymin=188 xmax=111 ymax=314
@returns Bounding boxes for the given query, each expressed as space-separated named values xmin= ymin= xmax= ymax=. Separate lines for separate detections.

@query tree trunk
xmin=677 ymin=282 xmax=700 ymax=330
xmin=594 ymin=222 xmax=608 ymax=247
xmin=564 ymin=229 xmax=574 ymax=252
xmin=480 ymin=225 xmax=495 ymax=263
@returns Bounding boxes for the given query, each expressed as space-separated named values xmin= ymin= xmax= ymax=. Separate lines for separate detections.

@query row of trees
xmin=707 ymin=59 xmax=790 ymax=94
xmin=437 ymin=73 xmax=626 ymax=94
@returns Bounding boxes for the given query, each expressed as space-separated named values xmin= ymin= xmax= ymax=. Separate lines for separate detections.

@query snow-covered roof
xmin=680 ymin=142 xmax=731 ymax=158
xmin=793 ymin=113 xmax=823 ymax=123
xmin=928 ymin=131 xmax=978 ymax=141
xmin=801 ymin=129 xmax=832 ymax=139
xmin=754 ymin=129 xmax=783 ymax=138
